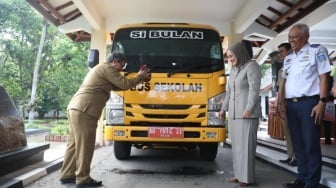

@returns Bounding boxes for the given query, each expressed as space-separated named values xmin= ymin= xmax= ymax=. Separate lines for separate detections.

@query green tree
xmin=260 ymin=63 xmax=271 ymax=77
xmin=37 ymin=37 xmax=89 ymax=118
xmin=0 ymin=0 xmax=40 ymax=105
xmin=27 ymin=19 xmax=48 ymax=125
xmin=0 ymin=0 xmax=89 ymax=119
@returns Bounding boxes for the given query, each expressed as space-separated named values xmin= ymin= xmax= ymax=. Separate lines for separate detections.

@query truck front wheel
xmin=198 ymin=143 xmax=218 ymax=161
xmin=114 ymin=141 xmax=131 ymax=160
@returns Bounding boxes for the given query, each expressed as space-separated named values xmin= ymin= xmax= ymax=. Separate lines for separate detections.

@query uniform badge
xmin=303 ymin=55 xmax=309 ymax=61
xmin=317 ymin=53 xmax=328 ymax=63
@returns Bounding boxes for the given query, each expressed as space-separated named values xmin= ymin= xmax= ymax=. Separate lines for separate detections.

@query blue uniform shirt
xmin=283 ymin=43 xmax=331 ymax=98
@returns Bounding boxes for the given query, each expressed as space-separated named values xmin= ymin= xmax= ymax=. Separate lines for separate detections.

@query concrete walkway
xmin=0 ymin=126 xmax=335 ymax=188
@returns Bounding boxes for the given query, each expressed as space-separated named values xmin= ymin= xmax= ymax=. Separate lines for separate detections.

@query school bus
xmin=104 ymin=23 xmax=226 ymax=161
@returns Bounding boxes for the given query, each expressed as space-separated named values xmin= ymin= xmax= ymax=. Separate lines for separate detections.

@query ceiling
xmin=26 ymin=0 xmax=336 ymax=64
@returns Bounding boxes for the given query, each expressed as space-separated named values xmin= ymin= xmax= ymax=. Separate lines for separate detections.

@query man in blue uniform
xmin=282 ymin=23 xmax=331 ymax=188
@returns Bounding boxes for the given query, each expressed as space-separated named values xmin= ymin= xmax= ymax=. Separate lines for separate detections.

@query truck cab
xmin=103 ymin=23 xmax=226 ymax=161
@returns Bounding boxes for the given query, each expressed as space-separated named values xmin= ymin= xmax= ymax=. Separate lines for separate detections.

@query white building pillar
xmin=90 ymin=22 xmax=109 ymax=146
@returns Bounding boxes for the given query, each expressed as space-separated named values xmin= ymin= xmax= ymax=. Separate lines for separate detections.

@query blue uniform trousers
xmin=286 ymin=97 xmax=322 ymax=187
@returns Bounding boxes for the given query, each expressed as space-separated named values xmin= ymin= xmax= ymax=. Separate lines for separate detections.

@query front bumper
xmin=104 ymin=126 xmax=226 ymax=142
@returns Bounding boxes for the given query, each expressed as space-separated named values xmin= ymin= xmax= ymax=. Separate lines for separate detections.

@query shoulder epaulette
xmin=310 ymin=44 xmax=320 ymax=48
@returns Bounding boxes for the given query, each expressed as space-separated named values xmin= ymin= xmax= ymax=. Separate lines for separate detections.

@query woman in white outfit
xmin=219 ymin=41 xmax=262 ymax=187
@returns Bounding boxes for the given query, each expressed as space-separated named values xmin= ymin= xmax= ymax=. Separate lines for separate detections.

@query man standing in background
xmin=276 ymin=43 xmax=297 ymax=166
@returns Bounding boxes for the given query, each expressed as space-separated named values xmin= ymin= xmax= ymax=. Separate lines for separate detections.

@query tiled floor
xmin=257 ymin=122 xmax=336 ymax=160
xmin=26 ymin=133 xmax=66 ymax=162
xmin=256 ymin=122 xmax=336 ymax=188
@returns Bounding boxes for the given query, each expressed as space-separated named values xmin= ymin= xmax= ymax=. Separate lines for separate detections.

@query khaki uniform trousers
xmin=277 ymin=71 xmax=295 ymax=160
xmin=61 ymin=109 xmax=98 ymax=184
xmin=282 ymin=119 xmax=295 ymax=159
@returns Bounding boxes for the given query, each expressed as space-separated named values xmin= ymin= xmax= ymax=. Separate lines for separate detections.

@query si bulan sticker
xmin=130 ymin=30 xmax=203 ymax=40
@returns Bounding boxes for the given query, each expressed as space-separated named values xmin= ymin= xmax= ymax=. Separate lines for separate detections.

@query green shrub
xmin=24 ymin=119 xmax=69 ymax=135
xmin=51 ymin=124 xmax=69 ymax=135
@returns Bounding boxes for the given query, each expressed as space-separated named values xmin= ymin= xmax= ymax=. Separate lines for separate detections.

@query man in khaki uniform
xmin=60 ymin=52 xmax=150 ymax=188
xmin=276 ymin=43 xmax=297 ymax=166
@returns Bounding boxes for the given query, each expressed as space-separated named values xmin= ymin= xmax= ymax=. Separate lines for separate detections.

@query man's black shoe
xmin=76 ymin=179 xmax=103 ymax=188
xmin=325 ymin=138 xmax=332 ymax=145
xmin=288 ymin=159 xmax=297 ymax=166
xmin=283 ymin=179 xmax=305 ymax=188
xmin=279 ymin=158 xmax=292 ymax=163
xmin=303 ymin=185 xmax=318 ymax=188
xmin=60 ymin=178 xmax=76 ymax=184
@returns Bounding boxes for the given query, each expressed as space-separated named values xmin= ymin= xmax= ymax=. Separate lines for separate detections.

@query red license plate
xmin=148 ymin=127 xmax=184 ymax=138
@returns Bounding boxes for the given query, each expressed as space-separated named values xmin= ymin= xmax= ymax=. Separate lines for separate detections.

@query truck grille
xmin=126 ymin=104 xmax=205 ymax=125
xmin=139 ymin=104 xmax=191 ymax=109
xmin=143 ymin=114 xmax=188 ymax=119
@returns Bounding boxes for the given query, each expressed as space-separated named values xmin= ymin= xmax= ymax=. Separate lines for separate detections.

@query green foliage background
xmin=0 ymin=0 xmax=90 ymax=119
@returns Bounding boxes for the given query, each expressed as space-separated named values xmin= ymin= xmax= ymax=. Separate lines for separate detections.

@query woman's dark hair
xmin=241 ymin=40 xmax=253 ymax=58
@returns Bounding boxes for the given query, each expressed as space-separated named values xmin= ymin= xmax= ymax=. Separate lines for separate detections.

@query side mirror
xmin=87 ymin=49 xmax=99 ymax=68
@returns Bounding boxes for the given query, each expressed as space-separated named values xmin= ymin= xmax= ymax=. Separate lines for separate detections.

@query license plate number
xmin=148 ymin=127 xmax=184 ymax=138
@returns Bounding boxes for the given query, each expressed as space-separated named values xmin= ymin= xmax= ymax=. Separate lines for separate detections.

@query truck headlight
xmin=208 ymin=93 xmax=225 ymax=126
xmin=106 ymin=93 xmax=124 ymax=125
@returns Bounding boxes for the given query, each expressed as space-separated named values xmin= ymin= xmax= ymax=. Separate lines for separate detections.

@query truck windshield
xmin=111 ymin=27 xmax=224 ymax=73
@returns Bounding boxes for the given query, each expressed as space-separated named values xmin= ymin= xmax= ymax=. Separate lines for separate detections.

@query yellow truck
xmin=104 ymin=23 xmax=226 ymax=161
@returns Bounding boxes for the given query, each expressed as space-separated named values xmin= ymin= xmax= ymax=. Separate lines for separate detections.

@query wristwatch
xmin=319 ymin=98 xmax=328 ymax=103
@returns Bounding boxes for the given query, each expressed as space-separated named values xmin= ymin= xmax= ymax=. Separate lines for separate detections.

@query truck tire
xmin=198 ymin=143 xmax=218 ymax=161
xmin=114 ymin=141 xmax=131 ymax=160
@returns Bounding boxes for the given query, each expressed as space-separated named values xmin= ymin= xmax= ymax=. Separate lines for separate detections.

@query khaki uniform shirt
xmin=68 ymin=62 xmax=142 ymax=119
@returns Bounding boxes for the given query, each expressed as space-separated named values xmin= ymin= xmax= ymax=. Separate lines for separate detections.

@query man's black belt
xmin=286 ymin=95 xmax=319 ymax=103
